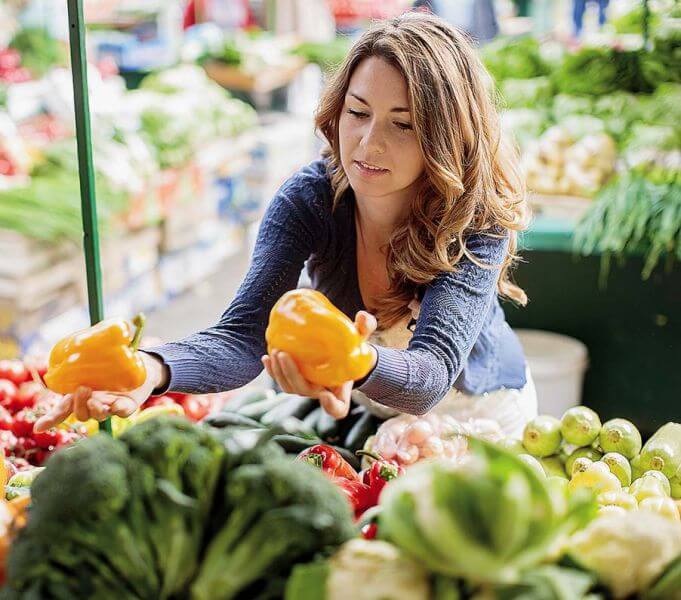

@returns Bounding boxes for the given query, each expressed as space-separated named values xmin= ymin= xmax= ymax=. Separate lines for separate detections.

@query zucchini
xmin=260 ymin=396 xmax=317 ymax=426
xmin=224 ymin=388 xmax=275 ymax=413
xmin=237 ymin=396 xmax=283 ymax=420
xmin=202 ymin=412 xmax=263 ymax=429
xmin=274 ymin=417 xmax=317 ymax=439
xmin=316 ymin=410 xmax=342 ymax=442
xmin=639 ymin=422 xmax=681 ymax=478
xmin=343 ymin=411 xmax=376 ymax=453
xmin=272 ymin=434 xmax=322 ymax=455
xmin=302 ymin=407 xmax=323 ymax=431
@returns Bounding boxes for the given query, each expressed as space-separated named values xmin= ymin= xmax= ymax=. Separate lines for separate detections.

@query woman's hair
xmin=315 ymin=11 xmax=530 ymax=329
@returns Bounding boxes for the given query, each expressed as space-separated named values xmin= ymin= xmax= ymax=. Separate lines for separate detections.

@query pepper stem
xmin=356 ymin=449 xmax=384 ymax=462
xmin=130 ymin=313 xmax=146 ymax=351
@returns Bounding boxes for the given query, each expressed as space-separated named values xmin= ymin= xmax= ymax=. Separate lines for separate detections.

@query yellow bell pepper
xmin=129 ymin=403 xmax=185 ymax=426
xmin=265 ymin=289 xmax=374 ymax=387
xmin=62 ymin=415 xmax=99 ymax=437
xmin=44 ymin=314 xmax=147 ymax=395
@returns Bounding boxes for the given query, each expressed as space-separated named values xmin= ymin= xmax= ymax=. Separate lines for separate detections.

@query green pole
xmin=66 ymin=0 xmax=112 ymax=435
xmin=642 ymin=0 xmax=651 ymax=48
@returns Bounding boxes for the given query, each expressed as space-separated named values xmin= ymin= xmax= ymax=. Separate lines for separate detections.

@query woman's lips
xmin=353 ymin=160 xmax=389 ymax=177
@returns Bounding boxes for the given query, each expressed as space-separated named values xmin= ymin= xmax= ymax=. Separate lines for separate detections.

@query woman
xmin=36 ymin=12 xmax=536 ymax=439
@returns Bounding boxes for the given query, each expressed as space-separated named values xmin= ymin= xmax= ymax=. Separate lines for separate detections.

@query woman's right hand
xmin=34 ymin=352 xmax=168 ymax=432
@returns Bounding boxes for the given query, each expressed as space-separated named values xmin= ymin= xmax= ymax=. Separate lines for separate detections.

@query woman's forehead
xmin=347 ymin=57 xmax=410 ymax=109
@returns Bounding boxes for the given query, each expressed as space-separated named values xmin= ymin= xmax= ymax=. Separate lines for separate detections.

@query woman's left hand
xmin=262 ymin=310 xmax=377 ymax=419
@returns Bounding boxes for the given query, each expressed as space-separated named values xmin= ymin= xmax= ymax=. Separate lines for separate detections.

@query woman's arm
xmin=146 ymin=166 xmax=330 ymax=394
xmin=356 ymin=231 xmax=509 ymax=415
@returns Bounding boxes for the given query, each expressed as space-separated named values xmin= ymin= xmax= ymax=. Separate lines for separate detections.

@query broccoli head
xmin=190 ymin=456 xmax=356 ymax=600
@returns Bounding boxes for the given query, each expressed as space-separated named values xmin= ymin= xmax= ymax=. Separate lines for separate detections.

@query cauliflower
xmin=567 ymin=512 xmax=681 ymax=598
xmin=327 ymin=539 xmax=431 ymax=600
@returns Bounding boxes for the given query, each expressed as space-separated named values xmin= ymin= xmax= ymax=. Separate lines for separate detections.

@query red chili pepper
xmin=332 ymin=476 xmax=373 ymax=517
xmin=357 ymin=450 xmax=404 ymax=506
xmin=297 ymin=444 xmax=359 ymax=480
xmin=361 ymin=522 xmax=378 ymax=540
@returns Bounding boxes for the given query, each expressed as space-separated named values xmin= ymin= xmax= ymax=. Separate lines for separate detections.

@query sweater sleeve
xmin=145 ymin=165 xmax=330 ymax=394
xmin=357 ymin=231 xmax=509 ymax=415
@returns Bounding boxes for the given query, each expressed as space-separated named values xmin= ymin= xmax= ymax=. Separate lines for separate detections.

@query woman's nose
xmin=360 ymin=121 xmax=387 ymax=154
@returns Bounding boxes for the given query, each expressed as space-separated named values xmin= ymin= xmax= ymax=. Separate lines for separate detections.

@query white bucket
xmin=514 ymin=329 xmax=589 ymax=418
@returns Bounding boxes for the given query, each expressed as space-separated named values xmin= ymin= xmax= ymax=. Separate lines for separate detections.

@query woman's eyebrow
xmin=348 ymin=92 xmax=410 ymax=113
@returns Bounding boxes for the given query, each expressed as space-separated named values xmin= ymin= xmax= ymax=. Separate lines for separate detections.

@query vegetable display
xmin=265 ymin=290 xmax=374 ymax=387
xmin=2 ymin=417 xmax=355 ymax=599
xmin=483 ymin=22 xmax=681 ymax=278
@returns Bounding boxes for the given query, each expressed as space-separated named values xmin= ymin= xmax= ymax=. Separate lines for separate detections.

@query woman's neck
xmin=354 ymin=190 xmax=413 ymax=248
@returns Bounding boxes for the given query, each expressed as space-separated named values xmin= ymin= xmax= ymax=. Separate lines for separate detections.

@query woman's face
xmin=339 ymin=56 xmax=425 ymax=204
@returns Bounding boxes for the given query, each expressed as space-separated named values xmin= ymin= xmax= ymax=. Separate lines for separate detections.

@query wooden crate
xmin=529 ymin=193 xmax=593 ymax=223
xmin=203 ymin=55 xmax=306 ymax=94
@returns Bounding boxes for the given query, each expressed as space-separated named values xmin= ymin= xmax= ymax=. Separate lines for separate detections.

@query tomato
xmin=0 ymin=430 xmax=17 ymax=457
xmin=29 ymin=449 xmax=49 ymax=467
xmin=166 ymin=392 xmax=189 ymax=402
xmin=11 ymin=410 xmax=36 ymax=438
xmin=13 ymin=436 xmax=37 ymax=459
xmin=0 ymin=49 xmax=21 ymax=71
xmin=32 ymin=429 xmax=59 ymax=449
xmin=0 ymin=379 xmax=17 ymax=405
xmin=144 ymin=395 xmax=177 ymax=409
xmin=0 ymin=361 xmax=30 ymax=386
xmin=180 ymin=395 xmax=211 ymax=422
xmin=15 ymin=381 xmax=41 ymax=407
xmin=0 ymin=406 xmax=12 ymax=431
xmin=4 ymin=381 xmax=42 ymax=413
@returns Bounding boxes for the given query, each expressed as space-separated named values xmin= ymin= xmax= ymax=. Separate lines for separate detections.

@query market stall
xmin=477 ymin=4 xmax=681 ymax=430
xmin=1 ymin=0 xmax=681 ymax=598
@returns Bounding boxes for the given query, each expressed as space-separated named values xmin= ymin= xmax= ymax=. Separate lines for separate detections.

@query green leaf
xmin=284 ymin=562 xmax=329 ymax=600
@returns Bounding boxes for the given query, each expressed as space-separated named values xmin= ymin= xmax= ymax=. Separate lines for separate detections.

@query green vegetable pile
xmin=552 ymin=47 xmax=653 ymax=96
xmin=1 ymin=417 xmax=355 ymax=599
xmin=575 ymin=172 xmax=681 ymax=281
xmin=204 ymin=387 xmax=381 ymax=464
xmin=640 ymin=20 xmax=681 ymax=89
xmin=482 ymin=37 xmax=550 ymax=82
xmin=484 ymin=28 xmax=681 ymax=278
xmin=0 ymin=171 xmax=127 ymax=242
xmin=136 ymin=65 xmax=257 ymax=169
xmin=9 ymin=27 xmax=66 ymax=77
xmin=292 ymin=37 xmax=353 ymax=73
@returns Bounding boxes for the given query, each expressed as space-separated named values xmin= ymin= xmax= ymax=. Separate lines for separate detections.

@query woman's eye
xmin=347 ymin=108 xmax=368 ymax=118
xmin=394 ymin=121 xmax=413 ymax=131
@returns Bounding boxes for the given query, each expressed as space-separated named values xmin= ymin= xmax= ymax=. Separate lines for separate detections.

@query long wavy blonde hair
xmin=315 ymin=12 xmax=530 ymax=329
